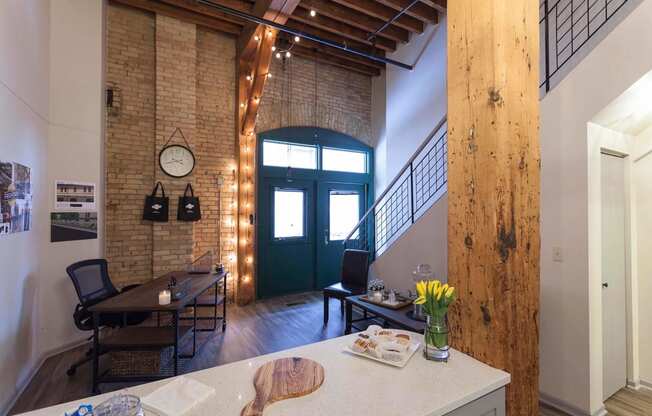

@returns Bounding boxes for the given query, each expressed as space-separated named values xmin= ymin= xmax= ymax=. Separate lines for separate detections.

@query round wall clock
xmin=159 ymin=144 xmax=195 ymax=178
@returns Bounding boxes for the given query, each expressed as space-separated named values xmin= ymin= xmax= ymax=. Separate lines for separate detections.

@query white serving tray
xmin=343 ymin=340 xmax=421 ymax=368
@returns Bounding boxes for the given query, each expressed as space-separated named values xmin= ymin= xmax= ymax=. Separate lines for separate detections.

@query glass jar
xmin=424 ymin=313 xmax=449 ymax=362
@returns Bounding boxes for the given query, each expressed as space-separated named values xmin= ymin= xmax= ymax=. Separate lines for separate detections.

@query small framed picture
xmin=55 ymin=180 xmax=96 ymax=211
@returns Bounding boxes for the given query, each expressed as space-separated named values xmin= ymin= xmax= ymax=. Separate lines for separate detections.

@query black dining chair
xmin=65 ymin=259 xmax=149 ymax=376
xmin=323 ymin=249 xmax=370 ymax=324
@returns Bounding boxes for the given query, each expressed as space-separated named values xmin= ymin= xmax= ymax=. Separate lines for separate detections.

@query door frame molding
xmin=255 ymin=127 xmax=374 ymax=299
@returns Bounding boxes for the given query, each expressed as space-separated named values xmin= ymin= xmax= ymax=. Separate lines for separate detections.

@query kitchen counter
xmin=18 ymin=332 xmax=510 ymax=416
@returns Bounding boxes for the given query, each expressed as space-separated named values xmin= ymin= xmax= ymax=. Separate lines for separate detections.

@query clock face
xmin=159 ymin=145 xmax=195 ymax=178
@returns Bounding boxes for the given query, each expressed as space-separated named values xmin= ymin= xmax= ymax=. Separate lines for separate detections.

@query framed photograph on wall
xmin=1 ymin=161 xmax=32 ymax=236
xmin=50 ymin=212 xmax=98 ymax=242
xmin=55 ymin=180 xmax=96 ymax=211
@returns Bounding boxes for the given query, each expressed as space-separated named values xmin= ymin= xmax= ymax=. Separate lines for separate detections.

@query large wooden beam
xmin=447 ymin=1 xmax=539 ymax=415
xmin=328 ymin=0 xmax=423 ymax=33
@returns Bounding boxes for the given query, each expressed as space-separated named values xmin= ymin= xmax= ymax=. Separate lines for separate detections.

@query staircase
xmin=343 ymin=116 xmax=447 ymax=259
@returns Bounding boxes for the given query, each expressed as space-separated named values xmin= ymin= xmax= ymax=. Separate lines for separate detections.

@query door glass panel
xmin=329 ymin=191 xmax=360 ymax=241
xmin=263 ymin=141 xmax=317 ymax=169
xmin=322 ymin=148 xmax=367 ymax=173
xmin=274 ymin=188 xmax=305 ymax=239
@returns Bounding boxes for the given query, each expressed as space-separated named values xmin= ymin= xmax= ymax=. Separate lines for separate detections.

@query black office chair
xmin=323 ymin=249 xmax=370 ymax=324
xmin=65 ymin=259 xmax=149 ymax=376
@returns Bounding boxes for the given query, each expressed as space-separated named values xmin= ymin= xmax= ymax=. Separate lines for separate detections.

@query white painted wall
xmin=633 ymin=125 xmax=652 ymax=387
xmin=539 ymin=1 xmax=652 ymax=414
xmin=369 ymin=18 xmax=448 ymax=289
xmin=0 ymin=1 xmax=104 ymax=413
xmin=375 ymin=18 xmax=447 ymax=193
xmin=0 ymin=1 xmax=50 ymax=412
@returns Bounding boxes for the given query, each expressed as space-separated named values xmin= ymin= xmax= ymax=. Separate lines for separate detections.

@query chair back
xmin=341 ymin=249 xmax=370 ymax=289
xmin=66 ymin=259 xmax=119 ymax=308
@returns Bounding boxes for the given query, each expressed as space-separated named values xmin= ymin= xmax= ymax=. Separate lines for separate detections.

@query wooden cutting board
xmin=240 ymin=357 xmax=325 ymax=416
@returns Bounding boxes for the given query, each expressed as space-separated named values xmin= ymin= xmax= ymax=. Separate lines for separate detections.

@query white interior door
xmin=601 ymin=152 xmax=628 ymax=400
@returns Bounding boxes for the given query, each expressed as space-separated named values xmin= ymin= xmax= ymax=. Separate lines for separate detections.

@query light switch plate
xmin=552 ymin=246 xmax=563 ymax=263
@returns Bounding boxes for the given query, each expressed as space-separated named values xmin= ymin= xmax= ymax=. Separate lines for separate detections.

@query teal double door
xmin=257 ymin=178 xmax=367 ymax=298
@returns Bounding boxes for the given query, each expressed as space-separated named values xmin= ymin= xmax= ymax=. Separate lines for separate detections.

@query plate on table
xmin=343 ymin=328 xmax=421 ymax=368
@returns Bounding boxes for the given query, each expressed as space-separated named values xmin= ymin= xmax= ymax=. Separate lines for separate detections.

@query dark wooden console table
xmin=87 ymin=270 xmax=227 ymax=393
xmin=345 ymin=294 xmax=425 ymax=335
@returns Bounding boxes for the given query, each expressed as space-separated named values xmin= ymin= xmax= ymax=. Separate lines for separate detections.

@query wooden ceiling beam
xmin=289 ymin=9 xmax=397 ymax=50
xmin=296 ymin=0 xmax=410 ymax=43
xmin=291 ymin=4 xmax=410 ymax=43
xmin=299 ymin=0 xmax=409 ymax=41
xmin=284 ymin=36 xmax=384 ymax=67
xmin=418 ymin=0 xmax=446 ymax=13
xmin=285 ymin=19 xmax=390 ymax=53
xmin=110 ymin=0 xmax=244 ymax=34
xmin=328 ymin=0 xmax=424 ymax=33
xmin=374 ymin=0 xmax=439 ymax=23
xmin=290 ymin=43 xmax=381 ymax=76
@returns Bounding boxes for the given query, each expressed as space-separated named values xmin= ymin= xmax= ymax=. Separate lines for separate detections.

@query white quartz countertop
xmin=18 ymin=332 xmax=510 ymax=416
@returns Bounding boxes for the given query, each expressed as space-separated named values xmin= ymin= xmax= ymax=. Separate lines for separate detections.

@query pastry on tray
xmin=350 ymin=327 xmax=415 ymax=363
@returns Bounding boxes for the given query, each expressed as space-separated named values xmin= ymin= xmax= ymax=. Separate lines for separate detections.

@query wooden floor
xmin=9 ymin=292 xmax=652 ymax=415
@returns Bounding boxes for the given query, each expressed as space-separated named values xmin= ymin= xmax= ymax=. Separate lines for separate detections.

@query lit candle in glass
xmin=158 ymin=289 xmax=171 ymax=305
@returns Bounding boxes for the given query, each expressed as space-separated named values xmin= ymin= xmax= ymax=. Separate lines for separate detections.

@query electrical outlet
xmin=552 ymin=246 xmax=563 ymax=263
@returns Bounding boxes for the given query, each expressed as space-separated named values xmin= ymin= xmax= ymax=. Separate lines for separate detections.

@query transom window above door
xmin=262 ymin=140 xmax=369 ymax=174
xmin=322 ymin=147 xmax=367 ymax=173
xmin=263 ymin=141 xmax=317 ymax=169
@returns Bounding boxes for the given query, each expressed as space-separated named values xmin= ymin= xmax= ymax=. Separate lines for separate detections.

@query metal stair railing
xmin=343 ymin=116 xmax=447 ymax=259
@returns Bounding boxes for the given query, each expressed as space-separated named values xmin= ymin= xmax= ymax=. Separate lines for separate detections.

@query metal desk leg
xmin=92 ymin=312 xmax=99 ymax=394
xmin=222 ymin=276 xmax=227 ymax=331
xmin=173 ymin=311 xmax=179 ymax=376
xmin=192 ymin=299 xmax=197 ymax=355
xmin=345 ymin=300 xmax=353 ymax=335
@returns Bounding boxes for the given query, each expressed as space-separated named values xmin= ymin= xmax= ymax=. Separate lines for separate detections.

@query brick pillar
xmin=153 ymin=15 xmax=197 ymax=276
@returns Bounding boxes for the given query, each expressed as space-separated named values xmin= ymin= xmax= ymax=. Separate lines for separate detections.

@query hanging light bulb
xmin=275 ymin=52 xmax=282 ymax=59
xmin=267 ymin=73 xmax=272 ymax=79
xmin=240 ymin=103 xmax=245 ymax=108
xmin=285 ymin=51 xmax=291 ymax=58
xmin=294 ymin=35 xmax=300 ymax=42
xmin=271 ymin=45 xmax=276 ymax=52
xmin=246 ymin=74 xmax=252 ymax=81
xmin=254 ymin=34 xmax=260 ymax=41
xmin=310 ymin=9 xmax=317 ymax=17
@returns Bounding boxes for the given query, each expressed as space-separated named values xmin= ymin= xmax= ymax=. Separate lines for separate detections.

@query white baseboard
xmin=540 ymin=392 xmax=606 ymax=416
xmin=1 ymin=337 xmax=88 ymax=416
xmin=639 ymin=379 xmax=652 ymax=391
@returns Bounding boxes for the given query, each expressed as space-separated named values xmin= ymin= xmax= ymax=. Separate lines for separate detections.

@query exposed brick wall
xmin=105 ymin=5 xmax=372 ymax=299
xmin=194 ymin=28 xmax=237 ymax=296
xmin=153 ymin=14 xmax=197 ymax=277
xmin=105 ymin=5 xmax=238 ymax=297
xmin=257 ymin=56 xmax=372 ymax=144
xmin=105 ymin=5 xmax=156 ymax=286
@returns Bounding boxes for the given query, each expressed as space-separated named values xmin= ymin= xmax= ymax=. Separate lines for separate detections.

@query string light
xmin=310 ymin=9 xmax=317 ymax=17
xmin=254 ymin=34 xmax=260 ymax=41
xmin=271 ymin=45 xmax=276 ymax=52
xmin=267 ymin=73 xmax=272 ymax=79
xmin=275 ymin=52 xmax=282 ymax=59
xmin=285 ymin=51 xmax=291 ymax=58
xmin=240 ymin=103 xmax=245 ymax=108
xmin=246 ymin=256 xmax=253 ymax=264
xmin=294 ymin=36 xmax=300 ymax=42
xmin=246 ymin=75 xmax=252 ymax=81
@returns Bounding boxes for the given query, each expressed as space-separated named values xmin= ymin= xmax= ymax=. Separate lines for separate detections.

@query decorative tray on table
xmin=359 ymin=294 xmax=413 ymax=310
xmin=343 ymin=325 xmax=420 ymax=368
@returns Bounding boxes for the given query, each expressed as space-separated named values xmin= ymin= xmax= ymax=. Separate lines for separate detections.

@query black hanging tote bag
xmin=143 ymin=182 xmax=169 ymax=222
xmin=177 ymin=183 xmax=201 ymax=222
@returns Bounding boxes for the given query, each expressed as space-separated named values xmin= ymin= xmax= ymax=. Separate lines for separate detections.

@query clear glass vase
xmin=424 ymin=313 xmax=449 ymax=362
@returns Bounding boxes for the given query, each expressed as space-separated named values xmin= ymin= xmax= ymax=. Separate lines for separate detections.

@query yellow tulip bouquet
xmin=414 ymin=280 xmax=456 ymax=353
